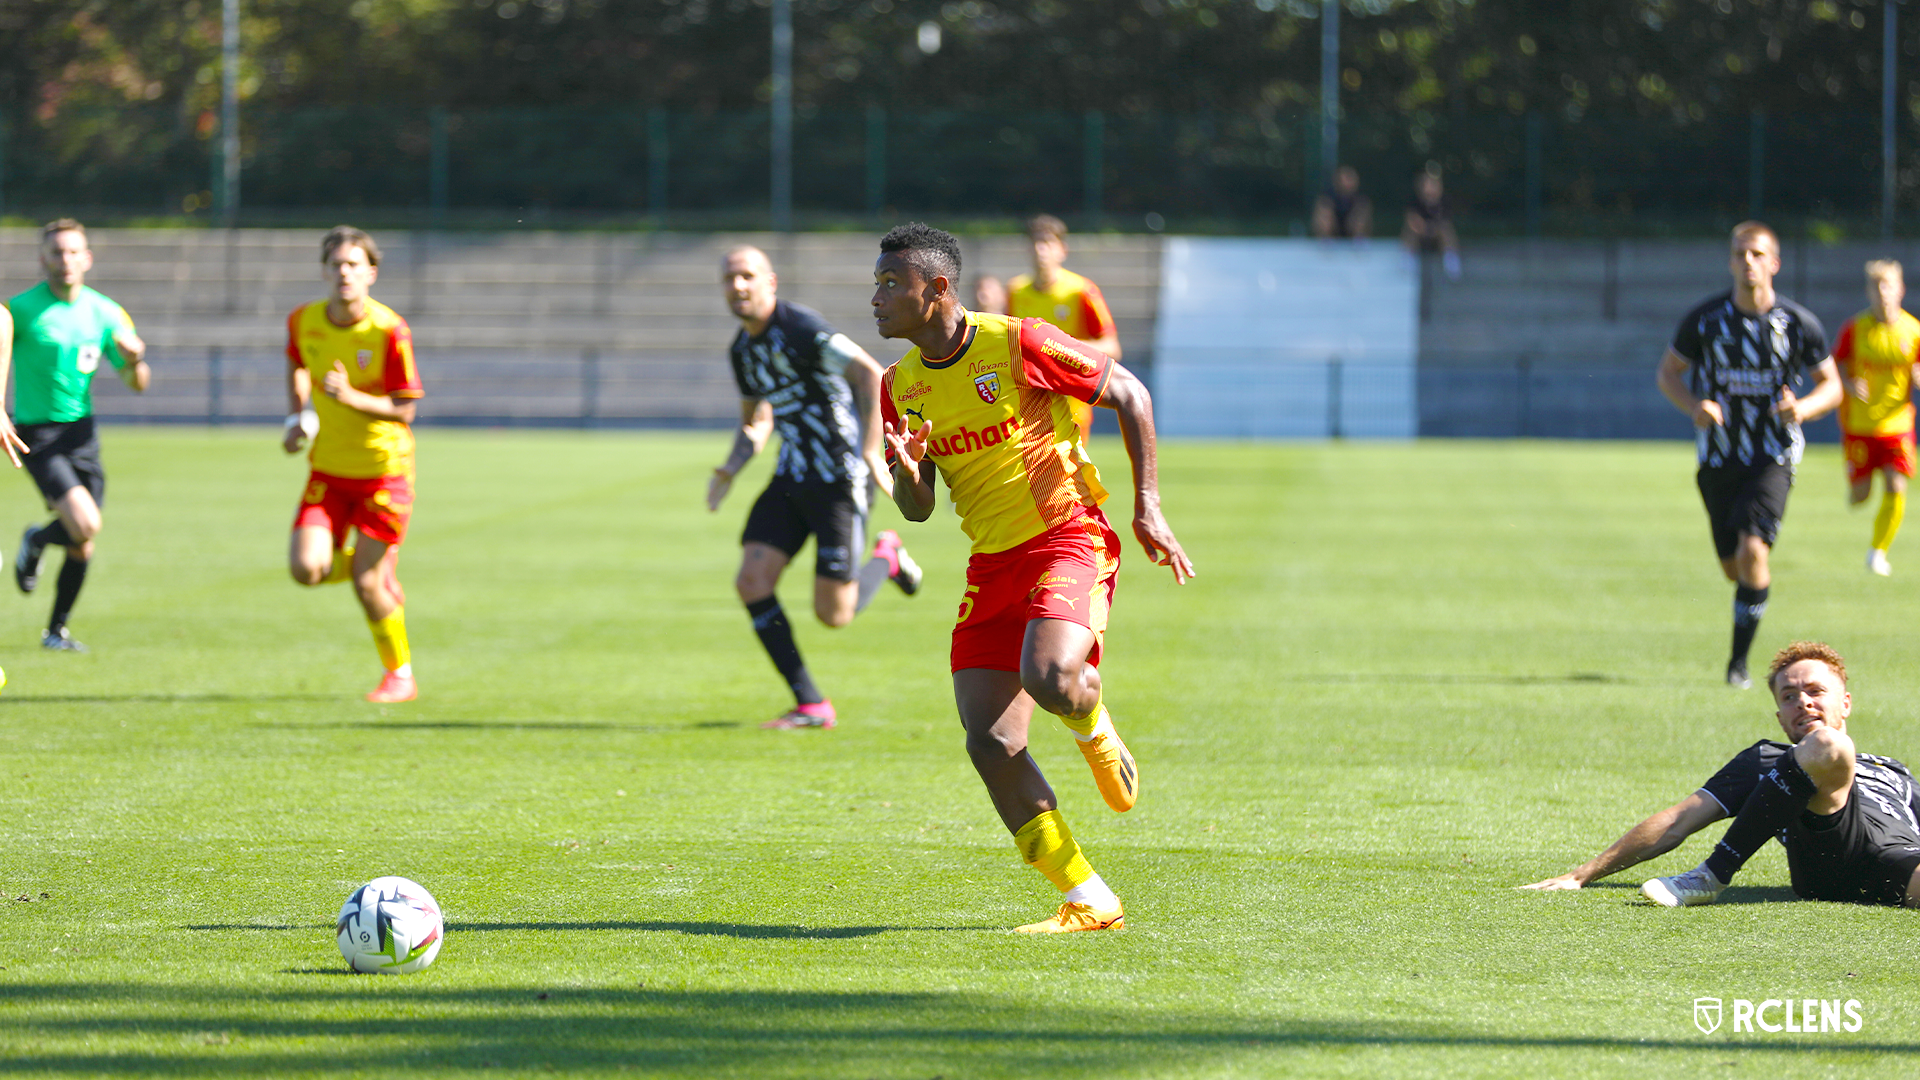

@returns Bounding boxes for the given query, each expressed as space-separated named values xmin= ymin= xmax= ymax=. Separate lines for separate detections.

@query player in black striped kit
xmin=707 ymin=245 xmax=921 ymax=729
xmin=1522 ymin=641 xmax=1920 ymax=908
xmin=1656 ymin=221 xmax=1843 ymax=689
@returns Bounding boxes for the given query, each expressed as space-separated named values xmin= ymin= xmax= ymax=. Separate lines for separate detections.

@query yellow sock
xmin=322 ymin=546 xmax=355 ymax=584
xmin=1873 ymin=491 xmax=1906 ymax=552
xmin=1013 ymin=810 xmax=1095 ymax=893
xmin=368 ymin=607 xmax=410 ymax=672
xmin=1059 ymin=691 xmax=1104 ymax=738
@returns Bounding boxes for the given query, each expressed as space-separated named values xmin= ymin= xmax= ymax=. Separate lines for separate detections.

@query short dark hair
xmin=1768 ymin=641 xmax=1848 ymax=691
xmin=879 ymin=222 xmax=962 ymax=283
xmin=321 ymin=225 xmax=381 ymax=267
xmin=1026 ymin=214 xmax=1067 ymax=243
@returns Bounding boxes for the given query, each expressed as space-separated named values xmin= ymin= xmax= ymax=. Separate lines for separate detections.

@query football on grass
xmin=336 ymin=876 xmax=444 ymax=974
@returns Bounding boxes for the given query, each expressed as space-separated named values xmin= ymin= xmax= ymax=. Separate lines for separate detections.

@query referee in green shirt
xmin=2 ymin=219 xmax=149 ymax=651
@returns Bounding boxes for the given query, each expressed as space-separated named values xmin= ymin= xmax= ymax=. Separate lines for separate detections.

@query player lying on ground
xmin=283 ymin=226 xmax=424 ymax=703
xmin=707 ymin=245 xmax=921 ymax=730
xmin=1521 ymin=640 xmax=1920 ymax=908
xmin=875 ymin=222 xmax=1194 ymax=933
xmin=9 ymin=219 xmax=148 ymax=652
xmin=1830 ymin=259 xmax=1920 ymax=576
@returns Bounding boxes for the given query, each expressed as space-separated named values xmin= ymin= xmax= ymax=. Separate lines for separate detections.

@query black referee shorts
xmin=741 ymin=476 xmax=869 ymax=583
xmin=1696 ymin=461 xmax=1792 ymax=560
xmin=1788 ymin=796 xmax=1920 ymax=907
xmin=17 ymin=417 xmax=106 ymax=509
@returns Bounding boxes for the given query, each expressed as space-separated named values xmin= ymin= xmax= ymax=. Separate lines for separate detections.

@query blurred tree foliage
xmin=4 ymin=0 xmax=1913 ymax=116
xmin=0 ymin=0 xmax=1913 ymax=215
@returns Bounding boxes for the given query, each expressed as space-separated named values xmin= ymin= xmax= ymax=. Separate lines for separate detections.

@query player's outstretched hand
xmin=883 ymin=420 xmax=932 ymax=472
xmin=0 ymin=416 xmax=26 ymax=469
xmin=1133 ymin=502 xmax=1194 ymax=585
xmin=706 ymin=468 xmax=734 ymax=512
xmin=1517 ymin=873 xmax=1584 ymax=891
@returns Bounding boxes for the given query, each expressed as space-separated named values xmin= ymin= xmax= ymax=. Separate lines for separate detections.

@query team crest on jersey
xmin=356 ymin=349 xmax=373 ymax=370
xmin=973 ymin=371 xmax=1001 ymax=404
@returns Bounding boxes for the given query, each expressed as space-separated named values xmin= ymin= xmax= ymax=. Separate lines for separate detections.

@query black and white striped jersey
xmin=1671 ymin=292 xmax=1829 ymax=468
xmin=728 ymin=300 xmax=868 ymax=488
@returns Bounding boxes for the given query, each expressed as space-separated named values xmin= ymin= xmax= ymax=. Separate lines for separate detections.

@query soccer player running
xmin=708 ymin=245 xmax=921 ymax=730
xmin=1006 ymin=214 xmax=1121 ymax=442
xmin=1832 ymin=260 xmax=1920 ymax=576
xmin=1522 ymin=641 xmax=1920 ymax=909
xmin=874 ymin=223 xmax=1194 ymax=933
xmin=1656 ymin=221 xmax=1842 ymax=690
xmin=283 ymin=227 xmax=424 ymax=703
xmin=8 ymin=219 xmax=149 ymax=651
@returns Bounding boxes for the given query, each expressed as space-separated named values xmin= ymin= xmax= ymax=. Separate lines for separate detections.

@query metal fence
xmin=0 ymin=105 xmax=1906 ymax=234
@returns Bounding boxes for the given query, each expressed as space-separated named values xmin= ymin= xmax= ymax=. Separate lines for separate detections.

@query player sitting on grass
xmin=875 ymin=222 xmax=1193 ymax=933
xmin=1521 ymin=641 xmax=1920 ymax=908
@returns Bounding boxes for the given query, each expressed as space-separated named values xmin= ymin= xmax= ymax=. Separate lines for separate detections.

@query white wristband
xmin=285 ymin=409 xmax=319 ymax=438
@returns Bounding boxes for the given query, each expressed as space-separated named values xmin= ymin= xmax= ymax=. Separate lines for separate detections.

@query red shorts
xmin=1844 ymin=432 xmax=1917 ymax=483
xmin=951 ymin=508 xmax=1121 ymax=674
xmin=293 ymin=471 xmax=414 ymax=549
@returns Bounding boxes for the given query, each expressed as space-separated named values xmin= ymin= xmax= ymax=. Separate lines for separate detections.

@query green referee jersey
xmin=5 ymin=282 xmax=134 ymax=425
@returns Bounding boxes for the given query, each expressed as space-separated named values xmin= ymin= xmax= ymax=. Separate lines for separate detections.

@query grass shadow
xmin=0 ymin=983 xmax=1911 ymax=1076
xmin=1306 ymin=672 xmax=1638 ymax=687
xmin=189 ymin=921 xmax=988 ymax=939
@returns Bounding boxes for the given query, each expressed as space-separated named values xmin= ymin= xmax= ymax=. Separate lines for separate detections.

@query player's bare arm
xmin=283 ymin=364 xmax=314 ymax=454
xmin=0 ymin=306 xmax=24 ymax=467
xmin=322 ymin=361 xmax=417 ymax=423
xmin=1519 ymin=790 xmax=1725 ymax=891
xmin=1656 ymin=348 xmax=1723 ymax=428
xmin=1778 ymin=356 xmax=1843 ymax=424
xmin=883 ymin=419 xmax=936 ymax=521
xmin=841 ymin=349 xmax=896 ymax=499
xmin=1099 ymin=364 xmax=1195 ymax=584
xmin=113 ymin=327 xmax=149 ymax=393
xmin=708 ymin=397 xmax=773 ymax=511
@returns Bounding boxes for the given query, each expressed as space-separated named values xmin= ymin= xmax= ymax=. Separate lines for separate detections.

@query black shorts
xmin=741 ymin=477 xmax=868 ymax=583
xmin=1696 ymin=462 xmax=1792 ymax=559
xmin=18 ymin=417 xmax=105 ymax=509
xmin=1787 ymin=796 xmax=1920 ymax=907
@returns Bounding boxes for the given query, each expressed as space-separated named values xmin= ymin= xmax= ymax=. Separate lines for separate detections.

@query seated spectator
xmin=1311 ymin=165 xmax=1372 ymax=239
xmin=1402 ymin=166 xmax=1462 ymax=280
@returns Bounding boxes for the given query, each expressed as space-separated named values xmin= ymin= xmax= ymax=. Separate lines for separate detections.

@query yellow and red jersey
xmin=285 ymin=298 xmax=423 ymax=479
xmin=1007 ymin=268 xmax=1117 ymax=343
xmin=1007 ymin=270 xmax=1116 ymax=438
xmin=882 ymin=312 xmax=1112 ymax=554
xmin=1833 ymin=308 xmax=1920 ymax=437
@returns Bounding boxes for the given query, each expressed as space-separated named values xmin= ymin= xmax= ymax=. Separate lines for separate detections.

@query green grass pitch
xmin=2 ymin=428 xmax=1917 ymax=1077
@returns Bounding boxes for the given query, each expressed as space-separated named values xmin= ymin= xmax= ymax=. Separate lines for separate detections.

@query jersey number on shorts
xmin=956 ymin=584 xmax=981 ymax=625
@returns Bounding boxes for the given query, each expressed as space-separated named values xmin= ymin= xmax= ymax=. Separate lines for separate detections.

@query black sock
xmin=33 ymin=519 xmax=70 ymax=549
xmin=745 ymin=597 xmax=823 ymax=705
xmin=1730 ymin=584 xmax=1769 ymax=667
xmin=1703 ymin=750 xmax=1818 ymax=884
xmin=49 ymin=556 xmax=88 ymax=633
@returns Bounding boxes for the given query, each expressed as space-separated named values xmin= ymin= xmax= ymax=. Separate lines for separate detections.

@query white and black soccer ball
xmin=336 ymin=876 xmax=445 ymax=974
